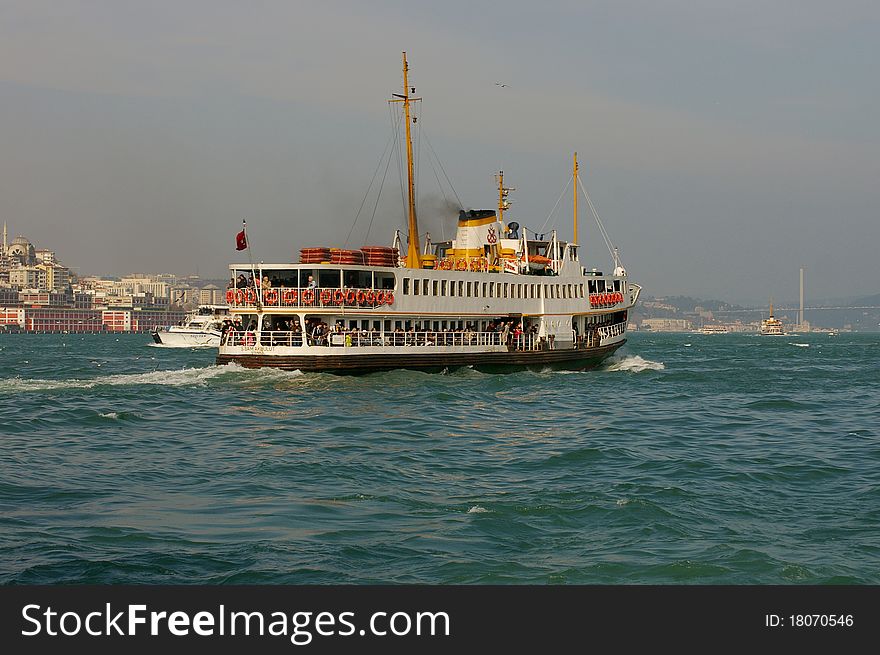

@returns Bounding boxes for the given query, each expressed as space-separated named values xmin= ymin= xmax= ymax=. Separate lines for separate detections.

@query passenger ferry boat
xmin=697 ymin=325 xmax=729 ymax=335
xmin=152 ymin=305 xmax=229 ymax=347
xmin=760 ymin=300 xmax=786 ymax=336
xmin=217 ymin=54 xmax=640 ymax=374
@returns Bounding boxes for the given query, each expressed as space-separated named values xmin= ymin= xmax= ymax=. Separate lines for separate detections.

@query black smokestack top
xmin=458 ymin=209 xmax=497 ymax=221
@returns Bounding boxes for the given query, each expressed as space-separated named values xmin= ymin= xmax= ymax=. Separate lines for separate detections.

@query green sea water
xmin=1 ymin=332 xmax=877 ymax=584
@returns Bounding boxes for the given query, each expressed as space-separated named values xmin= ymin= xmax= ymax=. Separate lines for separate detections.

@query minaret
xmin=2 ymin=221 xmax=6 ymax=256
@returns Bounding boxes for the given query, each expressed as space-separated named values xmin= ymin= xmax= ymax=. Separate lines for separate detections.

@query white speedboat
xmin=152 ymin=305 xmax=229 ymax=347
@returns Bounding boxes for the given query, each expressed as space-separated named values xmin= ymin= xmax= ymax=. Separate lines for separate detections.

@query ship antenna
xmin=390 ymin=52 xmax=422 ymax=268
xmin=573 ymin=152 xmax=578 ymax=245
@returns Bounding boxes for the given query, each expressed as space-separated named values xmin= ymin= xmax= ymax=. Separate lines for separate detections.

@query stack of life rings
xmin=589 ymin=291 xmax=624 ymax=307
xmin=228 ymin=286 xmax=395 ymax=307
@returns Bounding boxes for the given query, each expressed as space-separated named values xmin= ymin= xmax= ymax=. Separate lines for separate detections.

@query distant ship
xmin=215 ymin=53 xmax=640 ymax=374
xmin=152 ymin=305 xmax=229 ymax=347
xmin=760 ymin=300 xmax=785 ymax=336
xmin=697 ymin=324 xmax=729 ymax=335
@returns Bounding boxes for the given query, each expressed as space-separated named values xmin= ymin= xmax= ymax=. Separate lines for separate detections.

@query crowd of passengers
xmin=220 ymin=317 xmax=544 ymax=349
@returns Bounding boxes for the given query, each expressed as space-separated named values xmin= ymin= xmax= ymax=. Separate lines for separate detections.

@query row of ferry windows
xmin=401 ymin=278 xmax=622 ymax=299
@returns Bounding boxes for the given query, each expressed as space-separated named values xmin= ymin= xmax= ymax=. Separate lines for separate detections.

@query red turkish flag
xmin=235 ymin=229 xmax=247 ymax=251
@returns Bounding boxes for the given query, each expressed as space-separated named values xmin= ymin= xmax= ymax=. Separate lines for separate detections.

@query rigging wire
xmin=365 ymin=129 xmax=397 ymax=245
xmin=536 ymin=175 xmax=573 ymax=234
xmin=425 ymin=150 xmax=450 ymax=241
xmin=343 ymin=129 xmax=396 ymax=248
xmin=423 ymin=131 xmax=463 ymax=208
xmin=578 ymin=176 xmax=617 ymax=261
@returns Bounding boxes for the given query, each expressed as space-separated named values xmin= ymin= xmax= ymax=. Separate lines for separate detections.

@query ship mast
xmin=390 ymin=52 xmax=421 ymax=268
xmin=573 ymin=152 xmax=579 ymax=244
xmin=498 ymin=170 xmax=505 ymax=226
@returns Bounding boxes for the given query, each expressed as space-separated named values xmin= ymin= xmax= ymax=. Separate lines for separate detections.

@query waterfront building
xmin=642 ymin=318 xmax=693 ymax=332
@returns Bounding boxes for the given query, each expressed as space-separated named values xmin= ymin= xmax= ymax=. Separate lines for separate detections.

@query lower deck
xmin=217 ymin=336 xmax=625 ymax=374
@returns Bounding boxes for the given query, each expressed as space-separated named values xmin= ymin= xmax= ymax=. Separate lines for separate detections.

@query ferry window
xmin=466 ymin=282 xmax=472 ymax=297
xmin=450 ymin=281 xmax=456 ymax=297
xmin=361 ymin=320 xmax=369 ymax=330
xmin=458 ymin=281 xmax=464 ymax=296
xmin=320 ymin=270 xmax=341 ymax=289
xmin=403 ymin=278 xmax=410 ymax=295
xmin=433 ymin=281 xmax=439 ymax=296
xmin=433 ymin=321 xmax=439 ymax=331
xmin=395 ymin=321 xmax=402 ymax=330
xmin=482 ymin=282 xmax=487 ymax=297
xmin=441 ymin=280 xmax=447 ymax=295
xmin=299 ymin=269 xmax=318 ymax=288
xmin=373 ymin=321 xmax=380 ymax=330
xmin=556 ymin=284 xmax=561 ymax=298
xmin=414 ymin=279 xmax=420 ymax=296
xmin=442 ymin=320 xmax=448 ymax=329
xmin=384 ymin=320 xmax=392 ymax=332
xmin=343 ymin=270 xmax=371 ymax=289
xmin=376 ymin=272 xmax=396 ymax=290
xmin=405 ymin=320 xmax=412 ymax=330
xmin=614 ymin=280 xmax=621 ymax=291
xmin=349 ymin=320 xmax=358 ymax=329
xmin=423 ymin=280 xmax=429 ymax=295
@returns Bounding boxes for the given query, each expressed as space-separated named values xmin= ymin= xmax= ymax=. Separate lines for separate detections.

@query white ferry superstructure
xmin=152 ymin=304 xmax=229 ymax=347
xmin=216 ymin=53 xmax=640 ymax=374
xmin=760 ymin=300 xmax=786 ymax=336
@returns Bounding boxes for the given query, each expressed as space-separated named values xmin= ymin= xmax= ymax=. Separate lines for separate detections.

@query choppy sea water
xmin=0 ymin=332 xmax=878 ymax=584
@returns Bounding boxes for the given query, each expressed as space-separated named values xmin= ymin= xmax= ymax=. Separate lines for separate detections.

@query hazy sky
xmin=1 ymin=0 xmax=878 ymax=304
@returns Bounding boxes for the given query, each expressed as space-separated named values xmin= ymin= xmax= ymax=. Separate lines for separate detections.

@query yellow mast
xmin=573 ymin=152 xmax=579 ymax=244
xmin=497 ymin=170 xmax=505 ymax=225
xmin=400 ymin=52 xmax=421 ymax=268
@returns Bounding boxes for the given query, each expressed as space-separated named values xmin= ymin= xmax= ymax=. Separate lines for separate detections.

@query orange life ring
xmin=225 ymin=289 xmax=235 ymax=304
xmin=320 ymin=289 xmax=332 ymax=305
xmin=301 ymin=289 xmax=314 ymax=305
xmin=244 ymin=289 xmax=256 ymax=305
xmin=356 ymin=290 xmax=366 ymax=304
xmin=345 ymin=289 xmax=356 ymax=304
xmin=234 ymin=289 xmax=244 ymax=305
xmin=282 ymin=289 xmax=297 ymax=304
xmin=455 ymin=260 xmax=467 ymax=271
xmin=375 ymin=290 xmax=386 ymax=305
xmin=263 ymin=289 xmax=278 ymax=304
xmin=333 ymin=289 xmax=345 ymax=304
xmin=365 ymin=290 xmax=376 ymax=305
xmin=385 ymin=292 xmax=394 ymax=305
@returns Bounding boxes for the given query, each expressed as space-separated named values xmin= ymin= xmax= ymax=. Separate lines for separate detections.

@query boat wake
xmin=0 ymin=363 xmax=305 ymax=393
xmin=789 ymin=343 xmax=810 ymax=348
xmin=602 ymin=354 xmax=665 ymax=373
xmin=147 ymin=342 xmax=216 ymax=349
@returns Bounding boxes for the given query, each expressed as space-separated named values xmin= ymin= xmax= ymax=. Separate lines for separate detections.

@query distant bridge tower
xmin=799 ymin=267 xmax=805 ymax=329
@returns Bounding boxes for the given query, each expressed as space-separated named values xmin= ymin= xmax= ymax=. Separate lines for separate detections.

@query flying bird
xmin=495 ymin=82 xmax=509 ymax=88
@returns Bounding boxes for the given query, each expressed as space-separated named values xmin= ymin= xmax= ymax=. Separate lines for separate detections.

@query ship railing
xmin=225 ymin=286 xmax=395 ymax=310
xmin=222 ymin=330 xmax=543 ymax=349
